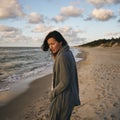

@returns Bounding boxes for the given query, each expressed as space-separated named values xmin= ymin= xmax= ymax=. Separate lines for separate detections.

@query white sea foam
xmin=71 ymin=47 xmax=83 ymax=62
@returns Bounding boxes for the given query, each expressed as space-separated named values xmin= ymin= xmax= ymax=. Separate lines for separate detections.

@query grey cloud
xmin=106 ymin=32 xmax=120 ymax=37
xmin=118 ymin=19 xmax=120 ymax=22
xmin=28 ymin=12 xmax=44 ymax=24
xmin=52 ymin=15 xmax=67 ymax=23
xmin=91 ymin=8 xmax=115 ymax=21
xmin=53 ymin=5 xmax=83 ymax=22
xmin=0 ymin=0 xmax=25 ymax=19
xmin=84 ymin=16 xmax=92 ymax=21
xmin=0 ymin=25 xmax=19 ymax=32
xmin=87 ymin=0 xmax=120 ymax=7
xmin=61 ymin=5 xmax=83 ymax=17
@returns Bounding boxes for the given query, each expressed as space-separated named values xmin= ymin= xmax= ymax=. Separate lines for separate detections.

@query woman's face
xmin=47 ymin=38 xmax=62 ymax=54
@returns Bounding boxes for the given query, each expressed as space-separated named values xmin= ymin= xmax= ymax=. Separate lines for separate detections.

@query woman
xmin=42 ymin=30 xmax=80 ymax=120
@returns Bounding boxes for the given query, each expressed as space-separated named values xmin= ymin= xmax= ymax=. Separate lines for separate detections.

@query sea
xmin=0 ymin=47 xmax=81 ymax=94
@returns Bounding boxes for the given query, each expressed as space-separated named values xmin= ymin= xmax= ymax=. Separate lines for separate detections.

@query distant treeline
xmin=79 ymin=37 xmax=120 ymax=47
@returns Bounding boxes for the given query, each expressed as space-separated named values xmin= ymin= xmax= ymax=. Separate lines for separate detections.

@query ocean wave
xmin=0 ymin=47 xmax=81 ymax=92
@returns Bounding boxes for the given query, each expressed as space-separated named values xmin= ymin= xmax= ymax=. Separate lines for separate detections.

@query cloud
xmin=87 ymin=0 xmax=120 ymax=7
xmin=61 ymin=5 xmax=83 ymax=17
xmin=91 ymin=8 xmax=114 ymax=21
xmin=28 ymin=12 xmax=44 ymax=24
xmin=0 ymin=24 xmax=86 ymax=46
xmin=106 ymin=32 xmax=120 ymax=37
xmin=84 ymin=16 xmax=93 ymax=21
xmin=53 ymin=5 xmax=83 ymax=22
xmin=0 ymin=0 xmax=25 ymax=19
xmin=0 ymin=34 xmax=36 ymax=47
xmin=0 ymin=24 xmax=40 ymax=46
xmin=57 ymin=26 xmax=86 ymax=46
xmin=0 ymin=25 xmax=22 ymax=41
xmin=32 ymin=24 xmax=86 ymax=46
xmin=32 ymin=24 xmax=53 ymax=33
xmin=53 ymin=15 xmax=67 ymax=22
xmin=70 ymin=1 xmax=81 ymax=6
xmin=118 ymin=19 xmax=120 ymax=22
xmin=0 ymin=25 xmax=19 ymax=32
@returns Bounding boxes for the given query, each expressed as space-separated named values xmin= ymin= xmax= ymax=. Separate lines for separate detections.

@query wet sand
xmin=0 ymin=47 xmax=120 ymax=120
xmin=0 ymin=74 xmax=52 ymax=120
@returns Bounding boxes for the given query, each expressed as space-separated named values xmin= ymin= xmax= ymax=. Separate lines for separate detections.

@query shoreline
xmin=0 ymin=74 xmax=52 ymax=120
xmin=0 ymin=48 xmax=84 ymax=120
xmin=0 ymin=71 xmax=52 ymax=107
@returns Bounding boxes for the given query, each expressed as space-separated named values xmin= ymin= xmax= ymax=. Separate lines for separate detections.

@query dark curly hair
xmin=41 ymin=30 xmax=68 ymax=51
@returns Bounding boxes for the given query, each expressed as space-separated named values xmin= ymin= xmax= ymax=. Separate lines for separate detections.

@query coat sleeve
xmin=51 ymin=54 xmax=71 ymax=99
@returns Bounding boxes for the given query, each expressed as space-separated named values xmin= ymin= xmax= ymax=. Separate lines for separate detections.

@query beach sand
xmin=0 ymin=47 xmax=120 ymax=120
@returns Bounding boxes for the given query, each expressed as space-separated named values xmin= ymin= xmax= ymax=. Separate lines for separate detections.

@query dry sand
xmin=71 ymin=47 xmax=120 ymax=120
xmin=0 ymin=47 xmax=120 ymax=120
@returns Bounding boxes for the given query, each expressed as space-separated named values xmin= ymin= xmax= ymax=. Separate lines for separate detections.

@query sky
xmin=0 ymin=0 xmax=120 ymax=47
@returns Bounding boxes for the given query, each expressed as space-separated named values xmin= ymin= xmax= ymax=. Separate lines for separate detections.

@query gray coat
xmin=50 ymin=45 xmax=80 ymax=120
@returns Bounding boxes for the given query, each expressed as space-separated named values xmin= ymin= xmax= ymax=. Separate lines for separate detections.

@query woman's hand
xmin=49 ymin=90 xmax=55 ymax=102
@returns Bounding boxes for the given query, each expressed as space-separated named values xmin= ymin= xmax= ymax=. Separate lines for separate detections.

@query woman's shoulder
xmin=58 ymin=50 xmax=73 ymax=62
